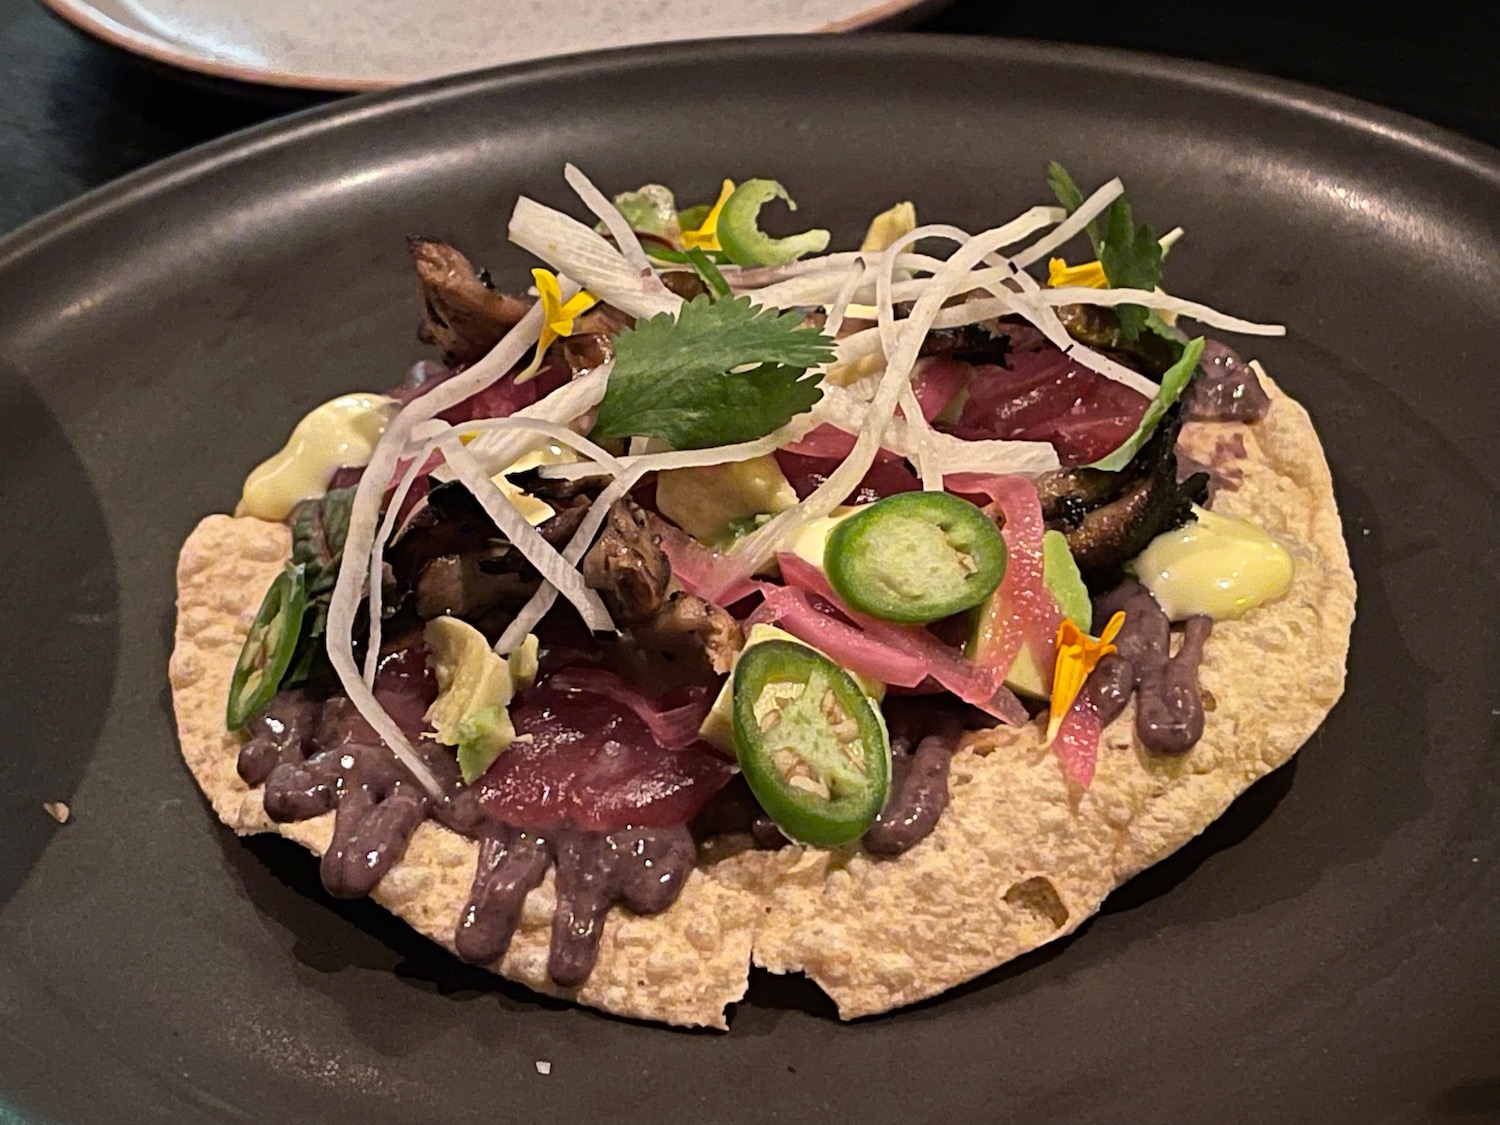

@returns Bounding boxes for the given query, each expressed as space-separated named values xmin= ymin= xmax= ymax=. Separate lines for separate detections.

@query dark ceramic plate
xmin=2 ymin=35 xmax=1497 ymax=1125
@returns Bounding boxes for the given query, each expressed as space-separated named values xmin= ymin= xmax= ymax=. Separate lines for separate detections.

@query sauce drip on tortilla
xmin=1086 ymin=580 xmax=1213 ymax=755
xmin=862 ymin=730 xmax=956 ymax=856
xmin=237 ymin=654 xmax=709 ymax=988
xmin=1183 ymin=340 xmax=1271 ymax=423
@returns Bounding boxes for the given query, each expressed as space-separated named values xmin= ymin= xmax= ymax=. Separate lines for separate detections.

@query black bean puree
xmin=233 ymin=591 xmax=1207 ymax=987
xmin=863 ymin=709 xmax=964 ymax=856
xmin=237 ymin=687 xmax=695 ymax=988
xmin=1086 ymin=580 xmax=1213 ymax=754
xmin=1183 ymin=339 xmax=1271 ymax=423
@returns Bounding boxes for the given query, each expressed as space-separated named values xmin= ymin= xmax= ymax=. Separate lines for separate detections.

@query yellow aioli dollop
xmin=239 ymin=393 xmax=397 ymax=521
xmin=1135 ymin=506 xmax=1294 ymax=621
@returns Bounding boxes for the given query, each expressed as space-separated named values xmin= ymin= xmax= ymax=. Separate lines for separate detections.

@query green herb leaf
xmin=1142 ymin=309 xmax=1185 ymax=349
xmin=1087 ymin=337 xmax=1204 ymax=472
xmin=1046 ymin=162 xmax=1164 ymax=341
xmin=1098 ymin=201 xmax=1163 ymax=340
xmin=283 ymin=485 xmax=356 ymax=686
xmin=1046 ymin=161 xmax=1099 ymax=253
xmin=644 ymin=244 xmax=731 ymax=267
xmin=590 ymin=296 xmax=833 ymax=450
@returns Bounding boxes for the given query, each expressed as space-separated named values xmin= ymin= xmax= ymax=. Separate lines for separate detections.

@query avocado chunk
xmin=1042 ymin=529 xmax=1092 ymax=629
xmin=454 ymin=704 xmax=518 ymax=785
xmin=424 ymin=617 xmax=530 ymax=783
xmin=980 ymin=530 xmax=1092 ymax=701
xmin=654 ymin=455 xmax=798 ymax=543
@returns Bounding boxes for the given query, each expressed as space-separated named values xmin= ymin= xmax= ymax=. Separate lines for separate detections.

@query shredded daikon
xmin=898 ymin=380 xmax=942 ymax=490
xmin=1035 ymin=286 xmax=1284 ymax=335
xmin=821 ymin=257 xmax=876 ymax=340
xmin=362 ymin=441 xmax=435 ymax=688
xmin=460 ymin=363 xmax=614 ymax=471
xmin=1010 ymin=179 xmax=1125 ymax=268
xmin=452 ymin=415 xmax=627 ymax=479
xmin=326 ymin=303 xmax=551 ymax=799
xmin=508 ymin=197 xmax=681 ymax=321
xmin=437 ymin=436 xmax=614 ymax=633
xmin=563 ymin=163 xmax=664 ymax=288
xmin=321 ymin=164 xmax=1279 ymax=797
xmin=539 ymin=413 xmax=821 ymax=483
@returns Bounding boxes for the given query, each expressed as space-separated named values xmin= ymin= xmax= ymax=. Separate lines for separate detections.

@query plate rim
xmin=4 ymin=29 xmax=1500 ymax=1120
xmin=35 ymin=0 xmax=941 ymax=92
xmin=5 ymin=32 xmax=1500 ymax=276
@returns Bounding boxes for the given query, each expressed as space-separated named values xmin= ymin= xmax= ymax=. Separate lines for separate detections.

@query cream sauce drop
xmin=1134 ymin=506 xmax=1293 ymax=621
xmin=239 ymin=393 xmax=396 ymax=520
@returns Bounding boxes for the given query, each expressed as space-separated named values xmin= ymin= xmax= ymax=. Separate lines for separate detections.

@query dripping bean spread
xmin=1086 ymin=580 xmax=1213 ymax=754
xmin=1182 ymin=339 xmax=1271 ymax=423
xmin=238 ymin=661 xmax=696 ymax=988
xmin=234 ymin=587 xmax=1210 ymax=987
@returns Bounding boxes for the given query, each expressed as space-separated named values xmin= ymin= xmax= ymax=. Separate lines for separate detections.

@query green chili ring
xmin=824 ymin=491 xmax=1007 ymax=625
xmin=226 ymin=563 xmax=307 ymax=731
xmin=731 ymin=640 xmax=890 ymax=847
xmin=717 ymin=179 xmax=831 ymax=268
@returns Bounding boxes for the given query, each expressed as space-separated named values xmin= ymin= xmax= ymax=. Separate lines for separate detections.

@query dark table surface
xmin=1 ymin=0 xmax=1499 ymax=241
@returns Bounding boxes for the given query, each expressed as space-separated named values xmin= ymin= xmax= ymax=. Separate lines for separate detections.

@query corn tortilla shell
xmin=170 ymin=373 xmax=1354 ymax=1028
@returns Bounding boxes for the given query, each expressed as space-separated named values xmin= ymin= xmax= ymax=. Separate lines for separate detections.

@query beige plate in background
xmin=38 ymin=0 xmax=933 ymax=90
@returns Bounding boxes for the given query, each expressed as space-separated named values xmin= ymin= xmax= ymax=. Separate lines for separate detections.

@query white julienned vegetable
xmin=321 ymin=164 xmax=1283 ymax=795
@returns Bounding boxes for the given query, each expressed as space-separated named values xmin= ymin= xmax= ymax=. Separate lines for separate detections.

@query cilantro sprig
xmin=1047 ymin=162 xmax=1165 ymax=341
xmin=590 ymin=296 xmax=833 ymax=450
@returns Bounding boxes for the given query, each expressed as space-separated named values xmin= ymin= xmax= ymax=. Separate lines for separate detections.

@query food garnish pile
xmin=170 ymin=164 xmax=1354 ymax=1026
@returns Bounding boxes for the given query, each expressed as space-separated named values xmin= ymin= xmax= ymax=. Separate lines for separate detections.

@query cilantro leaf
xmin=1046 ymin=161 xmax=1100 ymax=254
xmin=590 ymin=296 xmax=832 ymax=450
xmin=1046 ymin=162 xmax=1164 ymax=341
xmin=1099 ymin=199 xmax=1163 ymax=340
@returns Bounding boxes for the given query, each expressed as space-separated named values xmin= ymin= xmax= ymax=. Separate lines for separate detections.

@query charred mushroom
xmin=1036 ymin=407 xmax=1208 ymax=574
xmin=1053 ymin=303 xmax=1181 ymax=379
xmin=408 ymin=238 xmax=533 ymax=368
xmin=635 ymin=591 xmax=744 ymax=675
xmin=581 ymin=499 xmax=671 ymax=625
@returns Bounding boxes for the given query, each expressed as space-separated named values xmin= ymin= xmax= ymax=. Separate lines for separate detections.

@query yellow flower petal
xmin=559 ymin=290 xmax=596 ymax=322
xmin=1043 ymin=611 xmax=1125 ymax=746
xmin=532 ymin=268 xmax=596 ymax=338
xmin=1097 ymin=610 xmax=1126 ymax=647
xmin=681 ymin=179 xmax=735 ymax=252
xmin=1048 ymin=257 xmax=1110 ymax=289
xmin=519 ymin=268 xmax=597 ymax=384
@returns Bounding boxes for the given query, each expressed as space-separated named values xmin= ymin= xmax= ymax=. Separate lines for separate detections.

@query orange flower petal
xmin=1043 ymin=612 xmax=1125 ymax=747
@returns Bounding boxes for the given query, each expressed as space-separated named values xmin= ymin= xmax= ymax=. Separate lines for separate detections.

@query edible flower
xmin=1047 ymin=256 xmax=1109 ymax=289
xmin=517 ymin=268 xmax=597 ymax=383
xmin=680 ymin=179 xmax=735 ymax=251
xmin=1044 ymin=611 xmax=1125 ymax=747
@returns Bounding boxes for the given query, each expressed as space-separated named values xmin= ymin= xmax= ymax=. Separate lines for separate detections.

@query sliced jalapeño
xmin=731 ymin=640 xmax=890 ymax=847
xmin=226 ymin=563 xmax=307 ymax=731
xmin=824 ymin=491 xmax=1006 ymax=625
